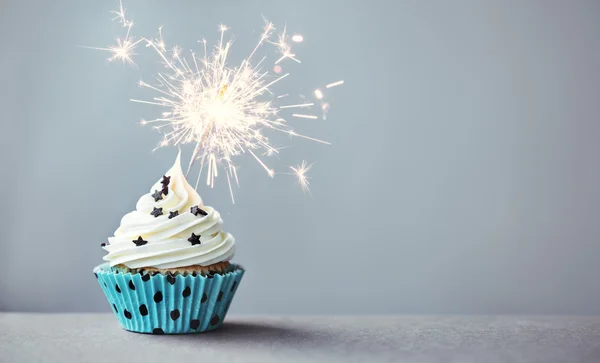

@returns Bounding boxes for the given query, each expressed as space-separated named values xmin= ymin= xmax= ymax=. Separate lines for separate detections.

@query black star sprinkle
xmin=190 ymin=205 xmax=208 ymax=216
xmin=161 ymin=175 xmax=171 ymax=186
xmin=188 ymin=233 xmax=201 ymax=246
xmin=133 ymin=236 xmax=148 ymax=246
xmin=151 ymin=189 xmax=163 ymax=202
xmin=168 ymin=210 xmax=179 ymax=219
xmin=151 ymin=207 xmax=163 ymax=218
xmin=162 ymin=185 xmax=169 ymax=196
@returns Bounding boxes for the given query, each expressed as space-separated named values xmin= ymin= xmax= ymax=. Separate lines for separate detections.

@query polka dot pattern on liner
xmin=94 ymin=262 xmax=244 ymax=334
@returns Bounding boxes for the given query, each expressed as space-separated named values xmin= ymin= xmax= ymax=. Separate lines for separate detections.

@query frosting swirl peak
xmin=103 ymin=152 xmax=236 ymax=269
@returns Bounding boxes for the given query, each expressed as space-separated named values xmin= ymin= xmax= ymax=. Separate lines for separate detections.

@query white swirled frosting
xmin=102 ymin=153 xmax=235 ymax=269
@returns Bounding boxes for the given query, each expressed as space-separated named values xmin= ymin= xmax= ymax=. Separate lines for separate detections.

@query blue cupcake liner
xmin=93 ymin=262 xmax=244 ymax=334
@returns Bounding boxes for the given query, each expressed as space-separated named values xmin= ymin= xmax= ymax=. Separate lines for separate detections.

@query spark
xmin=263 ymin=144 xmax=288 ymax=157
xmin=109 ymin=38 xmax=143 ymax=65
xmin=278 ymin=128 xmax=330 ymax=144
xmin=321 ymin=102 xmax=331 ymax=120
xmin=87 ymin=31 xmax=144 ymax=66
xmin=93 ymin=1 xmax=343 ymax=201
xmin=111 ymin=0 xmax=128 ymax=26
xmin=280 ymin=103 xmax=314 ymax=109
xmin=289 ymin=160 xmax=313 ymax=195
xmin=272 ymin=26 xmax=301 ymax=64
xmin=147 ymin=26 xmax=167 ymax=51
xmin=292 ymin=114 xmax=318 ymax=119
xmin=249 ymin=149 xmax=275 ymax=177
xmin=88 ymin=0 xmax=143 ymax=65
xmin=226 ymin=170 xmax=235 ymax=204
xmin=326 ymin=80 xmax=345 ymax=88
xmin=314 ymin=89 xmax=323 ymax=99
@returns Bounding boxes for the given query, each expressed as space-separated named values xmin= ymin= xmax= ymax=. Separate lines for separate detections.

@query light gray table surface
xmin=1 ymin=314 xmax=599 ymax=363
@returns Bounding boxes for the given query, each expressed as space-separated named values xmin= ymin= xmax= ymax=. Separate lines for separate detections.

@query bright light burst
xmin=93 ymin=0 xmax=343 ymax=201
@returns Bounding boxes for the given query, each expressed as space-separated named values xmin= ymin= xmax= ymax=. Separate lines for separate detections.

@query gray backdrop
xmin=1 ymin=0 xmax=599 ymax=314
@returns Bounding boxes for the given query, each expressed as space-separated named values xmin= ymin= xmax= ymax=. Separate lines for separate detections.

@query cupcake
xmin=93 ymin=152 xmax=244 ymax=334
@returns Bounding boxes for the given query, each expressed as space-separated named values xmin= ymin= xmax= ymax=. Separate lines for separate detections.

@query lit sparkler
xmin=93 ymin=0 xmax=343 ymax=201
